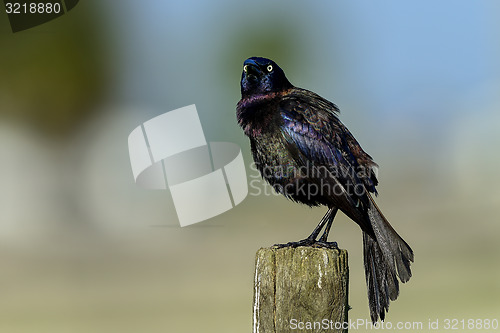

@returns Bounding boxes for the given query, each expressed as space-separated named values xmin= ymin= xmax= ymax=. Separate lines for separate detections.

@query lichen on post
xmin=253 ymin=246 xmax=349 ymax=333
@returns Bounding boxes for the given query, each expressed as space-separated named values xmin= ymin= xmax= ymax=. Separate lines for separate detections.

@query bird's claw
xmin=314 ymin=241 xmax=338 ymax=249
xmin=273 ymin=239 xmax=338 ymax=250
xmin=273 ymin=238 xmax=315 ymax=248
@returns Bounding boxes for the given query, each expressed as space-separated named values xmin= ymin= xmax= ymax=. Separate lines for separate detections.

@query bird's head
xmin=240 ymin=57 xmax=293 ymax=97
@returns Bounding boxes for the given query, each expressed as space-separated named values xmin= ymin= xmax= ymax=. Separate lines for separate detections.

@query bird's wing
xmin=278 ymin=89 xmax=412 ymax=323
xmin=279 ymin=88 xmax=378 ymax=224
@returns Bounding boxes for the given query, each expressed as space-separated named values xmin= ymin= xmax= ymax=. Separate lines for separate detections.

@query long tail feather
xmin=363 ymin=196 xmax=414 ymax=322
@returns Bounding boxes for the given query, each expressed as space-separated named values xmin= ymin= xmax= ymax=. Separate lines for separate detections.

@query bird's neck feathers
xmin=238 ymin=90 xmax=286 ymax=107
xmin=237 ymin=90 xmax=291 ymax=137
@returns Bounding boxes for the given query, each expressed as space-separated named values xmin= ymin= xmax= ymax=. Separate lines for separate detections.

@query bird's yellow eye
xmin=243 ymin=65 xmax=248 ymax=73
xmin=267 ymin=64 xmax=273 ymax=72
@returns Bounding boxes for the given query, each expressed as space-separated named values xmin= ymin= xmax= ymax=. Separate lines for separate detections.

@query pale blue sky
xmin=104 ymin=0 xmax=500 ymax=163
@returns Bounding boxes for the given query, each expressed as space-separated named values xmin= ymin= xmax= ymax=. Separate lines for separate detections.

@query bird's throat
xmin=237 ymin=92 xmax=286 ymax=137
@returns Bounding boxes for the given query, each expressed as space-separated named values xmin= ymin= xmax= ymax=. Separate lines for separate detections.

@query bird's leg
xmin=319 ymin=207 xmax=338 ymax=242
xmin=274 ymin=207 xmax=338 ymax=249
xmin=317 ymin=207 xmax=339 ymax=249
xmin=306 ymin=207 xmax=335 ymax=240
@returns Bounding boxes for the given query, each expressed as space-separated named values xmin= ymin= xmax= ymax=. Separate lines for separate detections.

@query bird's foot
xmin=273 ymin=238 xmax=338 ymax=249
xmin=273 ymin=237 xmax=316 ymax=249
xmin=314 ymin=240 xmax=338 ymax=249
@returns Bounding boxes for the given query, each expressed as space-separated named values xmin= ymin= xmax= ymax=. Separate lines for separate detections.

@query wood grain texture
xmin=253 ymin=247 xmax=349 ymax=333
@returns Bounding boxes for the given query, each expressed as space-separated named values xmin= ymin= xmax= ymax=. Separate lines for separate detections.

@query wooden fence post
xmin=253 ymin=246 xmax=349 ymax=333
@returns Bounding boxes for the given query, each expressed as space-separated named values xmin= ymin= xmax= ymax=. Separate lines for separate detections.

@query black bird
xmin=236 ymin=57 xmax=413 ymax=323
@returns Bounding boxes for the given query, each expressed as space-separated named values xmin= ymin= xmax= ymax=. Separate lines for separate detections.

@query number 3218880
xmin=5 ymin=2 xmax=62 ymax=14
xmin=444 ymin=319 xmax=499 ymax=330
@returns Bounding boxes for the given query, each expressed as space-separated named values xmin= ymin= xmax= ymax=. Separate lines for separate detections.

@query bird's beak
xmin=243 ymin=59 xmax=261 ymax=77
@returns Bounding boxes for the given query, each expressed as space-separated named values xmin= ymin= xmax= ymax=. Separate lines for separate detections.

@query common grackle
xmin=237 ymin=57 xmax=413 ymax=323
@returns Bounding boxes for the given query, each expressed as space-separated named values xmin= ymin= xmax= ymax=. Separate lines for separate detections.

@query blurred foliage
xmin=0 ymin=3 xmax=109 ymax=138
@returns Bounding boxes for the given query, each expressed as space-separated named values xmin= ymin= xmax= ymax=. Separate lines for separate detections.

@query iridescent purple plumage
xmin=237 ymin=57 xmax=413 ymax=323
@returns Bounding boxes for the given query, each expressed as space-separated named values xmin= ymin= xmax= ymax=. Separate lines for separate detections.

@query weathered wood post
xmin=253 ymin=246 xmax=349 ymax=333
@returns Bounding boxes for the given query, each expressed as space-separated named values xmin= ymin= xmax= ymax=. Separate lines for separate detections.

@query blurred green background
xmin=1 ymin=1 xmax=499 ymax=332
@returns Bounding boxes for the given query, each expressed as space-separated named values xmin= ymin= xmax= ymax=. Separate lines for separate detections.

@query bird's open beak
xmin=243 ymin=59 xmax=261 ymax=77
